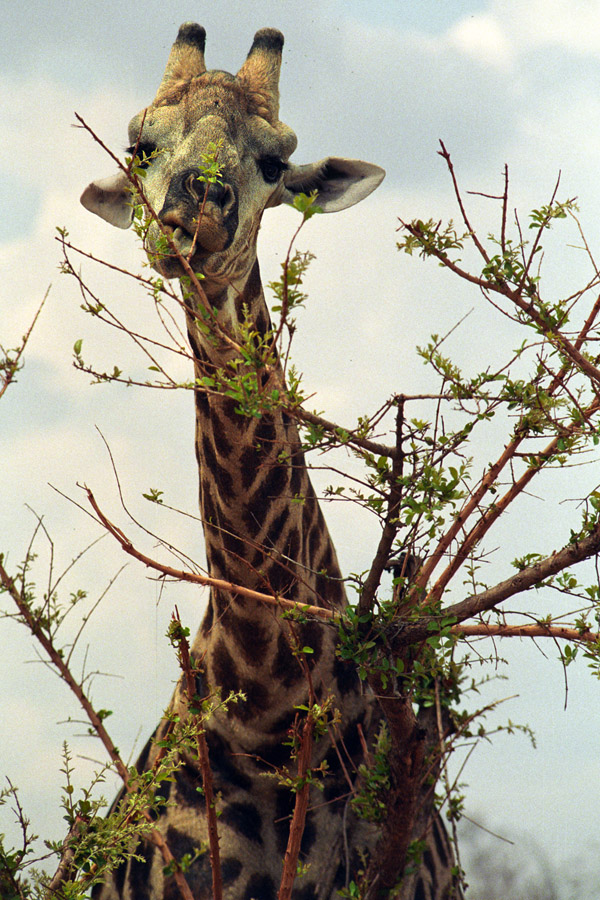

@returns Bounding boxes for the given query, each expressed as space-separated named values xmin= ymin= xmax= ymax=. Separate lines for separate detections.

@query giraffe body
xmin=82 ymin=23 xmax=459 ymax=900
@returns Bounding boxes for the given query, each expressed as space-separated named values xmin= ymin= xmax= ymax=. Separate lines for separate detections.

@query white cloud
xmin=489 ymin=0 xmax=600 ymax=55
xmin=448 ymin=12 xmax=515 ymax=70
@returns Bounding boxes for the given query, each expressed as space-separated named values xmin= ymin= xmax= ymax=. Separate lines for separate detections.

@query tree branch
xmin=171 ymin=612 xmax=222 ymax=900
xmin=84 ymin=485 xmax=336 ymax=620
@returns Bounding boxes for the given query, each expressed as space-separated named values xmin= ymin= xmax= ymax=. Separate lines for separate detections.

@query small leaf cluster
xmin=351 ymin=721 xmax=391 ymax=823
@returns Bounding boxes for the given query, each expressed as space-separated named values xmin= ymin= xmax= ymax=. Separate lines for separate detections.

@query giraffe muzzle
xmin=157 ymin=169 xmax=238 ymax=261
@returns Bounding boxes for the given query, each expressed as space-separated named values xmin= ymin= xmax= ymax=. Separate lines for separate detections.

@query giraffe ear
xmin=80 ymin=172 xmax=134 ymax=229
xmin=281 ymin=158 xmax=385 ymax=213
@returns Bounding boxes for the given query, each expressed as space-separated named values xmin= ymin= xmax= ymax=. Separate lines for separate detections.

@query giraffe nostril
xmin=181 ymin=172 xmax=236 ymax=217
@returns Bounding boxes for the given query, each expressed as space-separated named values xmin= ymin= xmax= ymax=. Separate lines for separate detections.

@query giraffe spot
xmin=299 ymin=812 xmax=317 ymax=856
xmin=240 ymin=499 xmax=263 ymax=538
xmin=212 ymin=414 xmax=234 ymax=457
xmin=220 ymin=800 xmax=263 ymax=844
xmin=233 ymin=676 xmax=271 ymax=721
xmin=298 ymin=620 xmax=323 ymax=666
xmin=201 ymin=433 xmax=235 ymax=500
xmin=253 ymin=736 xmax=292 ymax=769
xmin=307 ymin=509 xmax=325 ymax=562
xmin=332 ymin=654 xmax=361 ymax=696
xmin=221 ymin=526 xmax=246 ymax=560
xmin=212 ymin=640 xmax=271 ymax=720
xmin=322 ymin=775 xmax=349 ymax=812
xmin=286 ymin=525 xmax=301 ymax=564
xmin=251 ymin=461 xmax=290 ymax=519
xmin=292 ymin=884 xmax=319 ymax=900
xmin=194 ymin=388 xmax=210 ymax=419
xmin=422 ymin=845 xmax=435 ymax=880
xmin=274 ymin=787 xmax=294 ymax=855
xmin=221 ymin=856 xmax=243 ymax=884
xmin=200 ymin=601 xmax=214 ymax=636
xmin=164 ymin=826 xmax=211 ymax=898
xmin=226 ymin=611 xmax=271 ymax=667
xmin=211 ymin=540 xmax=227 ymax=580
xmin=264 ymin=506 xmax=290 ymax=554
xmin=333 ymin=859 xmax=347 ymax=889
xmin=414 ymin=876 xmax=427 ymax=900
xmin=236 ymin=260 xmax=264 ymax=323
xmin=315 ymin=541 xmax=335 ymax=572
xmin=201 ymin=477 xmax=217 ymax=519
xmin=112 ymin=854 xmax=128 ymax=896
xmin=271 ymin=631 xmax=302 ymax=687
xmin=268 ymin=708 xmax=296 ymax=736
xmin=222 ymin=395 xmax=247 ymax=425
xmin=173 ymin=760 xmax=203 ymax=808
xmin=273 ymin=789 xmax=316 ymax=858
xmin=432 ymin=813 xmax=450 ymax=867
xmin=325 ymin=577 xmax=346 ymax=608
xmin=205 ymin=729 xmax=252 ymax=791
xmin=315 ymin=564 xmax=344 ymax=607
xmin=254 ymin=415 xmax=277 ymax=452
xmin=322 ymin=717 xmax=367 ymax=811
xmin=301 ymin=495 xmax=317 ymax=535
xmin=127 ymin=840 xmax=154 ymax=900
xmin=212 ymin=638 xmax=241 ymax=696
xmin=263 ymin=559 xmax=294 ymax=595
xmin=242 ymin=874 xmax=277 ymax=900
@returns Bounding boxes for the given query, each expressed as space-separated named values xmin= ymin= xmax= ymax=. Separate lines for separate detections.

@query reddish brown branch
xmin=399 ymin=217 xmax=600 ymax=389
xmin=411 ymin=435 xmax=524 ymax=599
xmin=424 ymin=518 xmax=600 ymax=639
xmin=363 ymin=694 xmax=425 ymax=899
xmin=84 ymin=486 xmax=600 ymax=650
xmin=172 ymin=611 xmax=222 ymax=900
xmin=426 ymin=395 xmax=600 ymax=606
xmin=278 ymin=711 xmax=315 ymax=900
xmin=454 ymin=622 xmax=599 ymax=642
xmin=84 ymin=485 xmax=336 ymax=621
xmin=0 ymin=560 xmax=195 ymax=900
xmin=0 ymin=290 xmax=49 ymax=400
xmin=357 ymin=400 xmax=405 ymax=618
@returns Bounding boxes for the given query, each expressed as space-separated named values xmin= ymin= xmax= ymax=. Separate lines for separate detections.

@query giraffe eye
xmin=126 ymin=141 xmax=158 ymax=168
xmin=259 ymin=157 xmax=286 ymax=184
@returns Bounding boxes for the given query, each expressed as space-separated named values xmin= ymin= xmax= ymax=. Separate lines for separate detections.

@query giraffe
xmin=81 ymin=23 xmax=460 ymax=900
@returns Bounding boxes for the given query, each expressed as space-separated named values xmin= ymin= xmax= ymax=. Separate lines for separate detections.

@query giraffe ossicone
xmin=81 ymin=22 xmax=384 ymax=283
xmin=82 ymin=22 xmax=460 ymax=900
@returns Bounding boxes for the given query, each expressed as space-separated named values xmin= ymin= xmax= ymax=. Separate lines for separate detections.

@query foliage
xmin=3 ymin=132 xmax=600 ymax=899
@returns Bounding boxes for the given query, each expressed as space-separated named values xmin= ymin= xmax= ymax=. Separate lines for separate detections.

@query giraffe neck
xmin=185 ymin=257 xmax=350 ymax=739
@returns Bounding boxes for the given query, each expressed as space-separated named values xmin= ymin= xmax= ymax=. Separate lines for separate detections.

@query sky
xmin=2 ymin=1 xmax=600 ymax=892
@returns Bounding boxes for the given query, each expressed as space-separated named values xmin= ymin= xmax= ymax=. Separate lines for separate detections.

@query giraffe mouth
xmin=150 ymin=212 xmax=232 ymax=277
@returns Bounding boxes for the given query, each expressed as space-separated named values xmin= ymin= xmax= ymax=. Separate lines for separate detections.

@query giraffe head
xmin=81 ymin=23 xmax=385 ymax=281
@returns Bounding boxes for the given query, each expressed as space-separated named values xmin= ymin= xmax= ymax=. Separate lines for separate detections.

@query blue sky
xmin=2 ymin=1 xmax=600 ymax=891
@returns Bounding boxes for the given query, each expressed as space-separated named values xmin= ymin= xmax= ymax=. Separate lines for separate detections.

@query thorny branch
xmin=357 ymin=400 xmax=406 ymax=618
xmin=171 ymin=610 xmax=223 ymax=900
xmin=0 ymin=290 xmax=49 ymax=400
xmin=83 ymin=486 xmax=600 ymax=646
xmin=0 ymin=559 xmax=195 ymax=900
xmin=277 ymin=660 xmax=316 ymax=900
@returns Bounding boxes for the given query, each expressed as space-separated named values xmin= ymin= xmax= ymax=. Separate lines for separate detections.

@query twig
xmin=0 ymin=289 xmax=49 ymax=400
xmin=0 ymin=559 xmax=195 ymax=900
xmin=171 ymin=610 xmax=222 ymax=900
xmin=83 ymin=485 xmax=337 ymax=621
xmin=277 ymin=707 xmax=315 ymax=900
xmin=453 ymin=622 xmax=599 ymax=642
xmin=357 ymin=399 xmax=405 ymax=618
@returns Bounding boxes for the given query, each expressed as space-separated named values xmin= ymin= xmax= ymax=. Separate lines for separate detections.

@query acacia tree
xmin=2 ymin=130 xmax=600 ymax=899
